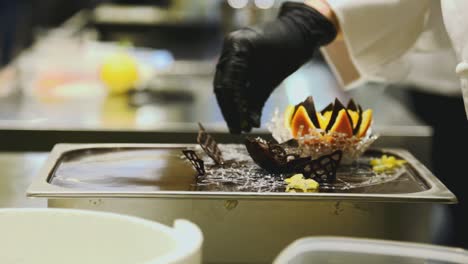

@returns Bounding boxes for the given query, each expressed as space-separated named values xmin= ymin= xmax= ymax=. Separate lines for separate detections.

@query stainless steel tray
xmin=27 ymin=143 xmax=456 ymax=203
xmin=26 ymin=143 xmax=456 ymax=263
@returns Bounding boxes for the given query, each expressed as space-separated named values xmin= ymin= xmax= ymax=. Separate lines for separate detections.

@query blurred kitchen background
xmin=0 ymin=0 xmax=428 ymax=152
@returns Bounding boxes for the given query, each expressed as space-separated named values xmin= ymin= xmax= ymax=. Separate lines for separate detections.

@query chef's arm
xmin=322 ymin=0 xmax=430 ymax=89
xmin=441 ymin=0 xmax=468 ymax=118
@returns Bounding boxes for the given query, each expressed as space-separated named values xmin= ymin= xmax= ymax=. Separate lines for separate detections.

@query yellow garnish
xmin=370 ymin=155 xmax=407 ymax=173
xmin=317 ymin=112 xmax=328 ymax=130
xmin=347 ymin=110 xmax=360 ymax=129
xmin=285 ymin=174 xmax=319 ymax=192
xmin=284 ymin=105 xmax=295 ymax=130
xmin=322 ymin=111 xmax=332 ymax=121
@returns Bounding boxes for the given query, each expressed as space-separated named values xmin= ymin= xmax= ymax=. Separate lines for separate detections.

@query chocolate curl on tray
xmin=197 ymin=123 xmax=224 ymax=165
xmin=182 ymin=150 xmax=206 ymax=176
xmin=245 ymin=137 xmax=342 ymax=182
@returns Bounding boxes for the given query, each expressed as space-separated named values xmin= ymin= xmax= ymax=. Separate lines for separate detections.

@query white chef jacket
xmin=321 ymin=0 xmax=468 ymax=116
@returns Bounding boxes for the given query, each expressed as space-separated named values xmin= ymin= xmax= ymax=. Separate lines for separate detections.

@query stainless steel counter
xmin=0 ymin=59 xmax=429 ymax=150
xmin=0 ymin=152 xmax=47 ymax=208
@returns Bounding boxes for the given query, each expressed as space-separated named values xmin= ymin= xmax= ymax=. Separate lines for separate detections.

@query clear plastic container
xmin=273 ymin=237 xmax=468 ymax=264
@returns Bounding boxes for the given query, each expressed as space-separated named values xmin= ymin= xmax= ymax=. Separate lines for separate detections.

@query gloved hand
xmin=214 ymin=1 xmax=338 ymax=134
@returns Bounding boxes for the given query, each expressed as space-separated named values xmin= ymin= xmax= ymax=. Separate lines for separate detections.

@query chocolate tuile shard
xmin=244 ymin=137 xmax=287 ymax=173
xmin=320 ymin=102 xmax=334 ymax=114
xmin=347 ymin=99 xmax=358 ymax=112
xmin=295 ymin=150 xmax=342 ymax=182
xmin=358 ymin=104 xmax=363 ymax=113
xmin=352 ymin=105 xmax=364 ymax=135
xmin=197 ymin=123 xmax=224 ymax=165
xmin=325 ymin=98 xmax=346 ymax=132
xmin=245 ymin=137 xmax=342 ymax=182
xmin=182 ymin=150 xmax=205 ymax=176
xmin=295 ymin=96 xmax=321 ymax=128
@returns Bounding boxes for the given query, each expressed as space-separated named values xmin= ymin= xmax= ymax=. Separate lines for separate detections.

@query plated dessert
xmin=178 ymin=98 xmax=410 ymax=193
xmin=268 ymin=96 xmax=378 ymax=163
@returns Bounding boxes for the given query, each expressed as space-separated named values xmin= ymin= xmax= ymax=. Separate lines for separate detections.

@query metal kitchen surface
xmin=27 ymin=143 xmax=456 ymax=203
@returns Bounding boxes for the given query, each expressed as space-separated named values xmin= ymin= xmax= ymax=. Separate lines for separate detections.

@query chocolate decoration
xmin=325 ymin=98 xmax=346 ymax=132
xmin=346 ymin=99 xmax=359 ymax=131
xmin=245 ymin=137 xmax=342 ymax=182
xmin=320 ymin=102 xmax=334 ymax=114
xmin=344 ymin=109 xmax=355 ymax=131
xmin=293 ymin=150 xmax=342 ymax=182
xmin=347 ymin=99 xmax=358 ymax=112
xmin=245 ymin=137 xmax=287 ymax=173
xmin=182 ymin=150 xmax=205 ymax=176
xmin=197 ymin=123 xmax=224 ymax=165
xmin=352 ymin=105 xmax=364 ymax=135
xmin=294 ymin=96 xmax=321 ymax=128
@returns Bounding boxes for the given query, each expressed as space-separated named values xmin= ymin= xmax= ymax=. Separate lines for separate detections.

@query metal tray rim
xmin=26 ymin=143 xmax=457 ymax=204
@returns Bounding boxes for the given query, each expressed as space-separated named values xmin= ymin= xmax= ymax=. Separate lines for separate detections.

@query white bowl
xmin=0 ymin=208 xmax=202 ymax=264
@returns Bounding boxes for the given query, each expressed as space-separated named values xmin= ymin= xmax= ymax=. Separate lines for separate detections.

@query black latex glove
xmin=214 ymin=2 xmax=337 ymax=134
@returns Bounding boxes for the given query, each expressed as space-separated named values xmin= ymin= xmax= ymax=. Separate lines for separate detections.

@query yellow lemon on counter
xmin=100 ymin=52 xmax=139 ymax=95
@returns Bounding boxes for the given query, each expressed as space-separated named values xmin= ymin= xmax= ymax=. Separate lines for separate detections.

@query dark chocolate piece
xmin=325 ymin=98 xmax=346 ymax=131
xmin=197 ymin=123 xmax=224 ymax=165
xmin=292 ymin=150 xmax=342 ymax=182
xmin=347 ymin=99 xmax=358 ymax=112
xmin=320 ymin=102 xmax=334 ymax=114
xmin=182 ymin=150 xmax=205 ymax=176
xmin=245 ymin=137 xmax=288 ymax=173
xmin=352 ymin=105 xmax=364 ymax=135
xmin=245 ymin=137 xmax=342 ymax=182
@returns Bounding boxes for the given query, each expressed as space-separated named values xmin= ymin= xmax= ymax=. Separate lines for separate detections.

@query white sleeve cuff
xmin=456 ymin=62 xmax=468 ymax=78
xmin=327 ymin=0 xmax=430 ymax=78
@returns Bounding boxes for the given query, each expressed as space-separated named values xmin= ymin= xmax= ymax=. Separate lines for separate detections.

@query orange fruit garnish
xmin=291 ymin=106 xmax=316 ymax=137
xmin=347 ymin=110 xmax=360 ymax=129
xmin=317 ymin=112 xmax=330 ymax=130
xmin=357 ymin=109 xmax=373 ymax=137
xmin=329 ymin=109 xmax=353 ymax=137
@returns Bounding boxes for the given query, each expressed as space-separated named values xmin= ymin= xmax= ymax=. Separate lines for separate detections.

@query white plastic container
xmin=273 ymin=236 xmax=468 ymax=264
xmin=0 ymin=208 xmax=203 ymax=264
